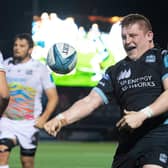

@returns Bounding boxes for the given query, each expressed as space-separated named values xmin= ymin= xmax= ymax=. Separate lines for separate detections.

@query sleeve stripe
xmin=92 ymin=87 xmax=109 ymax=104
xmin=163 ymin=118 xmax=168 ymax=125
xmin=162 ymin=73 xmax=168 ymax=81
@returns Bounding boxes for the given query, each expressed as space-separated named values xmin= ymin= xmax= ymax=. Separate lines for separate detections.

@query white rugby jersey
xmin=0 ymin=51 xmax=4 ymax=63
xmin=0 ymin=51 xmax=5 ymax=71
xmin=0 ymin=62 xmax=5 ymax=71
xmin=3 ymin=58 xmax=55 ymax=120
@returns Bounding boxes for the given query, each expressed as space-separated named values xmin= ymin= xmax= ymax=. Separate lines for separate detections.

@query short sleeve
xmin=93 ymin=66 xmax=115 ymax=104
xmin=0 ymin=62 xmax=5 ymax=72
xmin=0 ymin=51 xmax=4 ymax=63
xmin=161 ymin=50 xmax=168 ymax=81
xmin=40 ymin=64 xmax=55 ymax=90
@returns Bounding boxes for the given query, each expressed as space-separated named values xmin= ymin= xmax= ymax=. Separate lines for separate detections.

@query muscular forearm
xmin=148 ymin=89 xmax=168 ymax=118
xmin=42 ymin=99 xmax=58 ymax=121
xmin=63 ymin=98 xmax=96 ymax=125
xmin=35 ymin=98 xmax=58 ymax=129
xmin=43 ymin=90 xmax=104 ymax=136
xmin=116 ymin=90 xmax=168 ymax=130
xmin=57 ymin=92 xmax=103 ymax=127
xmin=41 ymin=87 xmax=59 ymax=121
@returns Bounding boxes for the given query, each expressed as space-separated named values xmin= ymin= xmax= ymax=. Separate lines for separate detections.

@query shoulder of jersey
xmin=161 ymin=49 xmax=168 ymax=56
xmin=3 ymin=57 xmax=13 ymax=64
xmin=161 ymin=49 xmax=168 ymax=68
xmin=31 ymin=59 xmax=47 ymax=68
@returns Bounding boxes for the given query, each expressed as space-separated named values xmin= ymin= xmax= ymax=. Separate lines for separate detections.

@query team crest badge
xmin=145 ymin=54 xmax=156 ymax=63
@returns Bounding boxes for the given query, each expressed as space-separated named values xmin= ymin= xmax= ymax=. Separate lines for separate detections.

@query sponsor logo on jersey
xmin=159 ymin=153 xmax=168 ymax=163
xmin=145 ymin=54 xmax=156 ymax=63
xmin=102 ymin=73 xmax=110 ymax=80
xmin=118 ymin=75 xmax=156 ymax=92
xmin=26 ymin=70 xmax=33 ymax=75
xmin=8 ymin=69 xmax=11 ymax=72
xmin=99 ymin=74 xmax=110 ymax=87
xmin=118 ymin=68 xmax=131 ymax=80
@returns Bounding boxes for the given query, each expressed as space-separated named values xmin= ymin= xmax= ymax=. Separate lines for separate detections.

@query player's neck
xmin=13 ymin=56 xmax=31 ymax=64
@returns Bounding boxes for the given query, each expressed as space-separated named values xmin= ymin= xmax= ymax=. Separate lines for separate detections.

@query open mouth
xmin=125 ymin=46 xmax=136 ymax=52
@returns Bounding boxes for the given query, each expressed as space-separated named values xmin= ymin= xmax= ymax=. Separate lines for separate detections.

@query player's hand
xmin=44 ymin=117 xmax=61 ymax=137
xmin=35 ymin=116 xmax=47 ymax=129
xmin=116 ymin=110 xmax=147 ymax=131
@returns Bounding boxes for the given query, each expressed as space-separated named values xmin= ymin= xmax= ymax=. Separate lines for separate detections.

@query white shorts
xmin=0 ymin=117 xmax=39 ymax=149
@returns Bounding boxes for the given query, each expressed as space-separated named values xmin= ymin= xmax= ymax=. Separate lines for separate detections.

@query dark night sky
xmin=0 ymin=0 xmax=168 ymax=56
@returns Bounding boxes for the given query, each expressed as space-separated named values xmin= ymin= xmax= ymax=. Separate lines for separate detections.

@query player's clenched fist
xmin=44 ymin=113 xmax=67 ymax=137
xmin=44 ymin=117 xmax=60 ymax=136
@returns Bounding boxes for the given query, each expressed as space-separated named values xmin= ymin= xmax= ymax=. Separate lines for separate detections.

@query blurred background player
xmin=108 ymin=21 xmax=126 ymax=62
xmin=0 ymin=33 xmax=58 ymax=168
xmin=88 ymin=23 xmax=110 ymax=81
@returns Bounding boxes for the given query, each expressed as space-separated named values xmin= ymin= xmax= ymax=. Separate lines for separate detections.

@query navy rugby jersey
xmin=94 ymin=48 xmax=168 ymax=145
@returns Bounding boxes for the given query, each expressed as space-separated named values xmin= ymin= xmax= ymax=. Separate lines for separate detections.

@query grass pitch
xmin=9 ymin=141 xmax=117 ymax=168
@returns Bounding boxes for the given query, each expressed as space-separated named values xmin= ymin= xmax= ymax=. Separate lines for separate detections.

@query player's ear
xmin=147 ymin=31 xmax=153 ymax=42
xmin=28 ymin=48 xmax=33 ymax=55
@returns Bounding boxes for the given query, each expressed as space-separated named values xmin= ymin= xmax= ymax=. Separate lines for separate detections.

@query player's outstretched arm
xmin=35 ymin=87 xmax=59 ymax=129
xmin=44 ymin=89 xmax=103 ymax=136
